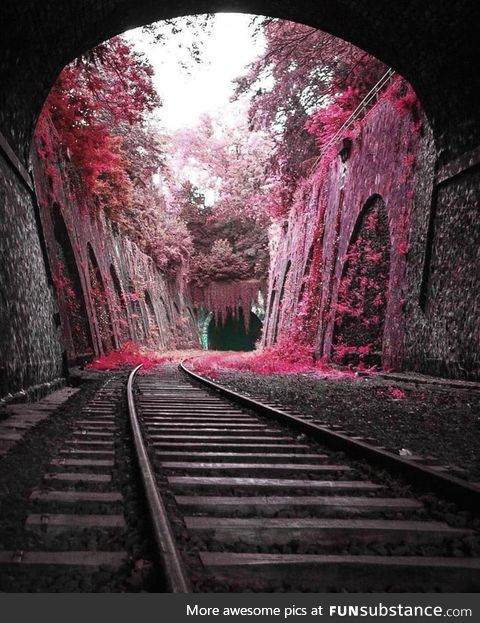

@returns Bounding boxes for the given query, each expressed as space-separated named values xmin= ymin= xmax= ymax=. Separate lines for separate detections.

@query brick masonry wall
xmin=405 ymin=159 xmax=480 ymax=380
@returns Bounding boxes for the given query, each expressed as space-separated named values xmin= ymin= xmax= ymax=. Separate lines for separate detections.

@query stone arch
xmin=331 ymin=194 xmax=391 ymax=367
xmin=51 ymin=203 xmax=93 ymax=360
xmin=273 ymin=260 xmax=291 ymax=343
xmin=87 ymin=242 xmax=115 ymax=353
xmin=144 ymin=290 xmax=162 ymax=346
xmin=109 ymin=263 xmax=131 ymax=343
xmin=1 ymin=3 xmax=479 ymax=395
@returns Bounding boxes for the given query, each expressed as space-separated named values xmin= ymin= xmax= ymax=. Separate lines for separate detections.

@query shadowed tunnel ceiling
xmin=0 ymin=1 xmax=479 ymax=163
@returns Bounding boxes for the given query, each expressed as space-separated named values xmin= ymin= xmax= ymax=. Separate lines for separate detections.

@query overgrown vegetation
xmin=35 ymin=15 xmax=422 ymax=371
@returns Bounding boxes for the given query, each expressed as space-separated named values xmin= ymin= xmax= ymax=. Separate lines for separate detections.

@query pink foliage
xmin=35 ymin=36 xmax=192 ymax=275
xmin=235 ymin=19 xmax=387 ymax=209
xmin=191 ymin=279 xmax=261 ymax=331
xmin=190 ymin=240 xmax=250 ymax=287
xmin=388 ymin=387 xmax=407 ymax=399
xmin=331 ymin=199 xmax=390 ymax=367
xmin=305 ymin=87 xmax=360 ymax=148
xmin=87 ymin=341 xmax=169 ymax=371
xmin=169 ymin=111 xmax=274 ymax=224
xmin=390 ymin=83 xmax=420 ymax=117
xmin=190 ymin=340 xmax=354 ymax=380
xmin=376 ymin=386 xmax=407 ymax=400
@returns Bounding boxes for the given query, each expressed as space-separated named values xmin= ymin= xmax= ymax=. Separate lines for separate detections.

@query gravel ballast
xmin=0 ymin=371 xmax=165 ymax=592
xmin=210 ymin=371 xmax=480 ymax=482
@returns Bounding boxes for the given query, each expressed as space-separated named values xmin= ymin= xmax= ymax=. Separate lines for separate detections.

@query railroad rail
xmin=126 ymin=363 xmax=480 ymax=592
xmin=180 ymin=362 xmax=480 ymax=513
xmin=1 ymin=364 xmax=479 ymax=592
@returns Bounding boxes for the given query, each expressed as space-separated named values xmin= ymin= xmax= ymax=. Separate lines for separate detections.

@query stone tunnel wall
xmin=30 ymin=120 xmax=199 ymax=368
xmin=263 ymin=78 xmax=480 ymax=380
xmin=0 ymin=153 xmax=64 ymax=400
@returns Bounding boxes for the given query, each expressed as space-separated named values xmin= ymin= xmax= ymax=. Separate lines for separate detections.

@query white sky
xmin=126 ymin=13 xmax=265 ymax=131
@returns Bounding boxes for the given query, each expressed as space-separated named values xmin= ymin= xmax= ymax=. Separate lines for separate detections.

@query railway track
xmin=128 ymin=364 xmax=480 ymax=592
xmin=1 ymin=364 xmax=479 ymax=592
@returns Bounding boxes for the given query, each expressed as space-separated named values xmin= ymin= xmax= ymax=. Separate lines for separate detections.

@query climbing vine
xmin=331 ymin=198 xmax=391 ymax=367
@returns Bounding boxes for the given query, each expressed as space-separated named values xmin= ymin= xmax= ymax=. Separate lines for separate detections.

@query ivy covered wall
xmin=31 ymin=122 xmax=199 ymax=365
xmin=263 ymin=79 xmax=480 ymax=380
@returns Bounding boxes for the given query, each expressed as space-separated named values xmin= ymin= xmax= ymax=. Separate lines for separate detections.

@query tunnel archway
xmin=0 ymin=5 xmax=478 ymax=389
xmin=87 ymin=243 xmax=115 ymax=353
xmin=208 ymin=308 xmax=263 ymax=351
xmin=52 ymin=204 xmax=94 ymax=360
xmin=1 ymin=3 xmax=479 ymax=164
xmin=331 ymin=195 xmax=391 ymax=368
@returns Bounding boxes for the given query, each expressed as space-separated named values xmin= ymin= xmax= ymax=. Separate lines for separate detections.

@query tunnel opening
xmin=30 ymin=12 xmax=412 ymax=370
xmin=331 ymin=195 xmax=391 ymax=368
xmin=207 ymin=308 xmax=263 ymax=351
xmin=0 ymin=5 xmax=475 ymax=384
xmin=36 ymin=14 xmax=415 ymax=370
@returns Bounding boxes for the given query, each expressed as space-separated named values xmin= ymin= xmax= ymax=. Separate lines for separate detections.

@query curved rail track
xmin=127 ymin=363 xmax=480 ymax=593
xmin=2 ymin=364 xmax=479 ymax=592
